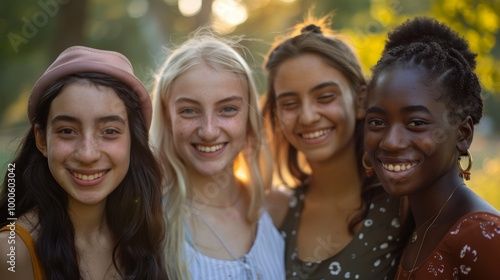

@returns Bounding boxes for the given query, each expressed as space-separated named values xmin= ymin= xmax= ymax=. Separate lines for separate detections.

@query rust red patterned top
xmin=396 ymin=212 xmax=500 ymax=279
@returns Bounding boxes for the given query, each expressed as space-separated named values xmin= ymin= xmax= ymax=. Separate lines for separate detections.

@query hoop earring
xmin=362 ymin=153 xmax=374 ymax=177
xmin=457 ymin=149 xmax=473 ymax=180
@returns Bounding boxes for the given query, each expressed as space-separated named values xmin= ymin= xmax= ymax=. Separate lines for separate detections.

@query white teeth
xmin=73 ymin=171 xmax=105 ymax=181
xmin=382 ymin=162 xmax=416 ymax=172
xmin=302 ymin=129 xmax=331 ymax=139
xmin=196 ymin=144 xmax=224 ymax=153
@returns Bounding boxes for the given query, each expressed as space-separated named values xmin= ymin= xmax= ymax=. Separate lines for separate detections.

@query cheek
xmin=364 ymin=133 xmax=377 ymax=152
xmin=45 ymin=137 xmax=73 ymax=163
xmin=276 ymin=110 xmax=296 ymax=132
xmin=172 ymin=120 xmax=198 ymax=141
xmin=104 ymin=137 xmax=131 ymax=166
xmin=418 ymin=137 xmax=439 ymax=157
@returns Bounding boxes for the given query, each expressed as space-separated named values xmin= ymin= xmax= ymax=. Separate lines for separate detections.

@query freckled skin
xmin=167 ymin=64 xmax=249 ymax=178
xmin=35 ymin=82 xmax=131 ymax=208
xmin=273 ymin=53 xmax=363 ymax=163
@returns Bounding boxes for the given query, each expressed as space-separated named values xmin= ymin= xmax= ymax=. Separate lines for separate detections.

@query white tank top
xmin=186 ymin=211 xmax=285 ymax=280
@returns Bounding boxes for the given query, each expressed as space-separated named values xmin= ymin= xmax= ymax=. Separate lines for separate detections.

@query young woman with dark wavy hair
xmin=0 ymin=46 xmax=168 ymax=280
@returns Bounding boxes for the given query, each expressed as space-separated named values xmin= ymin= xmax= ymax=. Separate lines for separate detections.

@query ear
xmin=34 ymin=125 xmax=48 ymax=158
xmin=456 ymin=116 xmax=474 ymax=153
xmin=355 ymin=85 xmax=368 ymax=119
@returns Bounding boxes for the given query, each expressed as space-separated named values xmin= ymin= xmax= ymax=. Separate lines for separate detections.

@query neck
xmin=408 ymin=178 xmax=464 ymax=228
xmin=188 ymin=166 xmax=242 ymax=209
xmin=307 ymin=142 xmax=362 ymax=200
xmin=68 ymin=199 xmax=108 ymax=237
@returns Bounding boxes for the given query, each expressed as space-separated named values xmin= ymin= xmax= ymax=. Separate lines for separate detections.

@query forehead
xmin=169 ymin=64 xmax=248 ymax=104
xmin=369 ymin=67 xmax=444 ymax=106
xmin=274 ymin=53 xmax=352 ymax=90
xmin=49 ymin=82 xmax=126 ymax=119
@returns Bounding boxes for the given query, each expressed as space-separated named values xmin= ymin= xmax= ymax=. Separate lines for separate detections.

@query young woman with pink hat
xmin=0 ymin=46 xmax=168 ymax=280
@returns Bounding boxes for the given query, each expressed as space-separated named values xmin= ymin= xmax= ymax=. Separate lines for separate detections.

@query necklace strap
xmin=191 ymin=209 xmax=241 ymax=260
xmin=406 ymin=182 xmax=464 ymax=278
xmin=191 ymin=183 xmax=243 ymax=209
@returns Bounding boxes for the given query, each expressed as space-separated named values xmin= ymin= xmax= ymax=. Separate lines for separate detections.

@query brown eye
xmin=58 ymin=128 xmax=75 ymax=135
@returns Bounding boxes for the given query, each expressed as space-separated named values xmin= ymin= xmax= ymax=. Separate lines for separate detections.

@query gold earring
xmin=458 ymin=149 xmax=473 ymax=180
xmin=362 ymin=153 xmax=374 ymax=177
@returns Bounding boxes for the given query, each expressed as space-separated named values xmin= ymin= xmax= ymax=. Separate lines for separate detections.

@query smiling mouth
xmin=195 ymin=144 xmax=225 ymax=153
xmin=72 ymin=171 xmax=106 ymax=181
xmin=301 ymin=129 xmax=332 ymax=139
xmin=382 ymin=162 xmax=418 ymax=172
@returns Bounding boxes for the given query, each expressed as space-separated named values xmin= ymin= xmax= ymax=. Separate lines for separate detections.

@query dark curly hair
xmin=370 ymin=16 xmax=483 ymax=124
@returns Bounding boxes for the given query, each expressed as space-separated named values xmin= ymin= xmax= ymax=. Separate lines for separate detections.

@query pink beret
xmin=28 ymin=46 xmax=152 ymax=128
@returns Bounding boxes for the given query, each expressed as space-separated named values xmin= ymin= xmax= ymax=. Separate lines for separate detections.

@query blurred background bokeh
xmin=1 ymin=0 xmax=499 ymax=207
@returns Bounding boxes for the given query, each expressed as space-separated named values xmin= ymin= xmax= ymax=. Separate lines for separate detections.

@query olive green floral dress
xmin=280 ymin=185 xmax=410 ymax=280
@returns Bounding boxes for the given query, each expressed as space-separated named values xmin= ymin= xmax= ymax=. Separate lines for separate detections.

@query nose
xmin=198 ymin=114 xmax=220 ymax=141
xmin=379 ymin=124 xmax=408 ymax=151
xmin=298 ymin=101 xmax=320 ymax=126
xmin=74 ymin=135 xmax=101 ymax=163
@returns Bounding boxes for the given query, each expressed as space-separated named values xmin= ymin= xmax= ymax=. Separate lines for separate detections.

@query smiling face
xmin=273 ymin=53 xmax=364 ymax=163
xmin=35 ymin=81 xmax=131 ymax=207
xmin=364 ymin=67 xmax=461 ymax=196
xmin=167 ymin=64 xmax=249 ymax=177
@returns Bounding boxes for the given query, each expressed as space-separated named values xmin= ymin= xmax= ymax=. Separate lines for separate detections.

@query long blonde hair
xmin=149 ymin=29 xmax=272 ymax=280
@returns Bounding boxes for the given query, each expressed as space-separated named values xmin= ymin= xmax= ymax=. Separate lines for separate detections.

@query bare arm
xmin=265 ymin=186 xmax=293 ymax=228
xmin=0 ymin=228 xmax=35 ymax=280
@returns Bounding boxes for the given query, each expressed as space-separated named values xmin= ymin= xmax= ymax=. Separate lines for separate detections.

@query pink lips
xmin=70 ymin=169 xmax=108 ymax=186
xmin=192 ymin=143 xmax=227 ymax=158
xmin=299 ymin=128 xmax=332 ymax=144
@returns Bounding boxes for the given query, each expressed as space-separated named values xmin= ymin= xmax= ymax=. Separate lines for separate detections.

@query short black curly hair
xmin=369 ymin=16 xmax=483 ymax=125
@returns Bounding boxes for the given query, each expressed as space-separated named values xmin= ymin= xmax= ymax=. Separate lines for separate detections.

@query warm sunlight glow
xmin=279 ymin=0 xmax=296 ymax=3
xmin=178 ymin=0 xmax=202 ymax=16
xmin=212 ymin=0 xmax=248 ymax=26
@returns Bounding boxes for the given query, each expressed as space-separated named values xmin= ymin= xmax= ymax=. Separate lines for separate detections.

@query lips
xmin=195 ymin=143 xmax=225 ymax=153
xmin=72 ymin=171 xmax=106 ymax=181
xmin=300 ymin=128 xmax=332 ymax=139
xmin=382 ymin=162 xmax=418 ymax=172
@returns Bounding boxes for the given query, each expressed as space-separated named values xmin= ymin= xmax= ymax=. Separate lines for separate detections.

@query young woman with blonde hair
xmin=150 ymin=30 xmax=285 ymax=279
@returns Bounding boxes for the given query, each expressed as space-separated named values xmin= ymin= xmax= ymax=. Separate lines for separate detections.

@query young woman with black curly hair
xmin=365 ymin=17 xmax=500 ymax=279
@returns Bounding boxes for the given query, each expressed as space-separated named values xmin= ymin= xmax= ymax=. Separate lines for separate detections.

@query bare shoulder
xmin=0 ymin=223 xmax=36 ymax=280
xmin=463 ymin=187 xmax=500 ymax=215
xmin=265 ymin=185 xmax=294 ymax=228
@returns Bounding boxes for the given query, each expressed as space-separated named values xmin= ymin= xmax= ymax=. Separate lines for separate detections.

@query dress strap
xmin=1 ymin=224 xmax=45 ymax=280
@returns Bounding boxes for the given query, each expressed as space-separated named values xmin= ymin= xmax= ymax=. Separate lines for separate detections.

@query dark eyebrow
xmin=276 ymin=81 xmax=341 ymax=100
xmin=366 ymin=105 xmax=431 ymax=115
xmin=366 ymin=106 xmax=385 ymax=115
xmin=401 ymin=105 xmax=431 ymax=114
xmin=51 ymin=115 xmax=126 ymax=125
xmin=97 ymin=115 xmax=126 ymax=125
xmin=310 ymin=81 xmax=340 ymax=92
xmin=51 ymin=115 xmax=79 ymax=125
